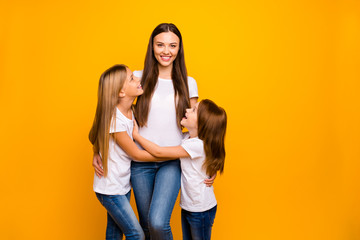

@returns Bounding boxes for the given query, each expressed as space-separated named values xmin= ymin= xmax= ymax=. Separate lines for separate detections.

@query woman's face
xmin=153 ymin=31 xmax=180 ymax=68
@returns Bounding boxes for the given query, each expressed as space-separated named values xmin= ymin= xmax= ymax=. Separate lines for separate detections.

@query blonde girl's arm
xmin=132 ymin=124 xmax=189 ymax=158
xmin=134 ymin=133 xmax=189 ymax=158
xmin=113 ymin=132 xmax=171 ymax=162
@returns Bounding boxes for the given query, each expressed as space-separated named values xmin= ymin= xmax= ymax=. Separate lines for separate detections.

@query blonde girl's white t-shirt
xmin=133 ymin=70 xmax=198 ymax=150
xmin=180 ymin=136 xmax=217 ymax=212
xmin=93 ymin=108 xmax=134 ymax=195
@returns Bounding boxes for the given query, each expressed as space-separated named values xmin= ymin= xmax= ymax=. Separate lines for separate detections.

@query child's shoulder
xmin=182 ymin=135 xmax=203 ymax=146
xmin=114 ymin=108 xmax=133 ymax=123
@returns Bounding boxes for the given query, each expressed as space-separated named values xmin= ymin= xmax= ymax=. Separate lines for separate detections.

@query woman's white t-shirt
xmin=133 ymin=70 xmax=198 ymax=151
xmin=180 ymin=136 xmax=217 ymax=212
xmin=93 ymin=108 xmax=133 ymax=195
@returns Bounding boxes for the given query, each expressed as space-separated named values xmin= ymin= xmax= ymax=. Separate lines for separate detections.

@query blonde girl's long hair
xmin=88 ymin=64 xmax=128 ymax=177
xmin=197 ymin=99 xmax=227 ymax=177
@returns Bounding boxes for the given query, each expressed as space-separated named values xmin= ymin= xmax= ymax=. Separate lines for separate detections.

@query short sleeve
xmin=181 ymin=138 xmax=204 ymax=159
xmin=109 ymin=115 xmax=128 ymax=134
xmin=133 ymin=70 xmax=143 ymax=78
xmin=187 ymin=76 xmax=198 ymax=98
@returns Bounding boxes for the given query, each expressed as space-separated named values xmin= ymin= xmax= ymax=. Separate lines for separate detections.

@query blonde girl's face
xmin=181 ymin=102 xmax=199 ymax=129
xmin=153 ymin=31 xmax=180 ymax=68
xmin=121 ymin=68 xmax=143 ymax=98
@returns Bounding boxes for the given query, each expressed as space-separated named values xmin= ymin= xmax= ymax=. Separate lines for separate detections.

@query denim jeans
xmin=130 ymin=159 xmax=181 ymax=240
xmin=181 ymin=205 xmax=217 ymax=240
xmin=96 ymin=191 xmax=145 ymax=240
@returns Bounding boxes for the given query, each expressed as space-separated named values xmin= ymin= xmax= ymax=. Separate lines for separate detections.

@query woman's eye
xmin=171 ymin=45 xmax=176 ymax=48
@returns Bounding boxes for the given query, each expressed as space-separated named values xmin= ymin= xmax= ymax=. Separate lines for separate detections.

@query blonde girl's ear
xmin=119 ymin=90 xmax=125 ymax=98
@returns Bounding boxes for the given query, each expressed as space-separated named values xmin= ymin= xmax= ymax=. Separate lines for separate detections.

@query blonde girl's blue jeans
xmin=96 ymin=191 xmax=145 ymax=240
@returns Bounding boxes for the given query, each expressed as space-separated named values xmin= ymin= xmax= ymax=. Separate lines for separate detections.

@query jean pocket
xmin=207 ymin=205 xmax=217 ymax=225
xmin=96 ymin=193 xmax=104 ymax=205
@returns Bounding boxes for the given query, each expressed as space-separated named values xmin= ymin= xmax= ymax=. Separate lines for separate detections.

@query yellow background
xmin=1 ymin=0 xmax=360 ymax=239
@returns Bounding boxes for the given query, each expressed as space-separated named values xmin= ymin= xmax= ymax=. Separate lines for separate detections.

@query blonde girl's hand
xmin=204 ymin=173 xmax=217 ymax=187
xmin=132 ymin=120 xmax=139 ymax=139
xmin=93 ymin=153 xmax=104 ymax=178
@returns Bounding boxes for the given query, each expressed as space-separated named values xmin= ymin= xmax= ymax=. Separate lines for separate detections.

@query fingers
xmin=204 ymin=173 xmax=217 ymax=187
xmin=209 ymin=173 xmax=217 ymax=181
xmin=95 ymin=167 xmax=104 ymax=178
xmin=93 ymin=154 xmax=104 ymax=177
xmin=203 ymin=179 xmax=214 ymax=187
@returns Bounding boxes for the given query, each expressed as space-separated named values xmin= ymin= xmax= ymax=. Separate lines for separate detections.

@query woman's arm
xmin=113 ymin=132 xmax=171 ymax=162
xmin=91 ymin=132 xmax=167 ymax=178
xmin=190 ymin=97 xmax=198 ymax=108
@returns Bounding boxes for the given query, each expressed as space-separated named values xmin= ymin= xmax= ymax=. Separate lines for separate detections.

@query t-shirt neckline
xmin=116 ymin=107 xmax=133 ymax=121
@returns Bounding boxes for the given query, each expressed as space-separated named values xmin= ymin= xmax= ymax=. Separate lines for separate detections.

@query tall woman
xmin=93 ymin=23 xmax=199 ymax=239
xmin=131 ymin=23 xmax=198 ymax=240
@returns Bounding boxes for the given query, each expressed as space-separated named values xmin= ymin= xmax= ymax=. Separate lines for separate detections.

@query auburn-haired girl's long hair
xmin=135 ymin=23 xmax=190 ymax=128
xmin=88 ymin=64 xmax=128 ymax=177
xmin=197 ymin=99 xmax=227 ymax=177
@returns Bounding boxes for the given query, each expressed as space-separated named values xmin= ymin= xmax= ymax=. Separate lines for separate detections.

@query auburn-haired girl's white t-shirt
xmin=133 ymin=70 xmax=198 ymax=150
xmin=180 ymin=136 xmax=217 ymax=212
xmin=93 ymin=108 xmax=133 ymax=195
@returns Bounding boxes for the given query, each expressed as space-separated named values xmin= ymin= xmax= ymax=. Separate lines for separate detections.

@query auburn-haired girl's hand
xmin=204 ymin=173 xmax=217 ymax=187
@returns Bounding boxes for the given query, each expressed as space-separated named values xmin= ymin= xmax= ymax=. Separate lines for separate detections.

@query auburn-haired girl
xmin=132 ymin=99 xmax=227 ymax=240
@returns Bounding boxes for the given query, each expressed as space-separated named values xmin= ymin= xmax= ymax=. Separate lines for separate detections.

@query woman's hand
xmin=204 ymin=173 xmax=217 ymax=187
xmin=93 ymin=153 xmax=104 ymax=178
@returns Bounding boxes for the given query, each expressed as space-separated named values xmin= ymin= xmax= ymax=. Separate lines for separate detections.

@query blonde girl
xmin=132 ymin=99 xmax=227 ymax=240
xmin=89 ymin=64 xmax=167 ymax=240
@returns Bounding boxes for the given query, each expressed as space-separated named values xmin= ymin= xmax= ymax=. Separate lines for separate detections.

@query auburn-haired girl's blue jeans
xmin=181 ymin=205 xmax=217 ymax=240
xmin=131 ymin=159 xmax=181 ymax=240
xmin=96 ymin=191 xmax=145 ymax=240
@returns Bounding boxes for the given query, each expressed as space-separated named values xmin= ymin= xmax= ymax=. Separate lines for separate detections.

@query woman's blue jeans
xmin=96 ymin=191 xmax=145 ymax=240
xmin=131 ymin=159 xmax=181 ymax=240
xmin=181 ymin=205 xmax=217 ymax=240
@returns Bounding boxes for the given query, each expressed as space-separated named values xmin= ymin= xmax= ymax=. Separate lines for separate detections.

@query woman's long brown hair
xmin=197 ymin=99 xmax=227 ymax=177
xmin=88 ymin=64 xmax=128 ymax=177
xmin=135 ymin=23 xmax=190 ymax=128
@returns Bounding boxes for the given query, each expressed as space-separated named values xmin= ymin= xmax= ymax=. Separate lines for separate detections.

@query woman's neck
xmin=157 ymin=64 xmax=173 ymax=79
xmin=117 ymin=97 xmax=135 ymax=119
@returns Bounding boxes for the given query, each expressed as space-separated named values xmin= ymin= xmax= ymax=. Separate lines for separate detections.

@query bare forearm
xmin=134 ymin=133 xmax=164 ymax=157
xmin=93 ymin=142 xmax=99 ymax=154
xmin=131 ymin=149 xmax=167 ymax=162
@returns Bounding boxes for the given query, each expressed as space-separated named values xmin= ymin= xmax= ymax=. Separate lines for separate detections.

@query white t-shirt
xmin=93 ymin=108 xmax=133 ymax=195
xmin=180 ymin=136 xmax=217 ymax=212
xmin=133 ymin=70 xmax=198 ymax=149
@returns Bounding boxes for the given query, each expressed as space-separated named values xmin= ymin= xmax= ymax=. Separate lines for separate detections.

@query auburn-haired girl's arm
xmin=132 ymin=124 xmax=189 ymax=158
xmin=113 ymin=132 xmax=170 ymax=162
